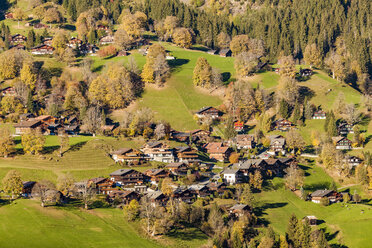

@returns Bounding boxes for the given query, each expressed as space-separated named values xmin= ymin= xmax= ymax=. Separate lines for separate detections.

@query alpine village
xmin=0 ymin=0 xmax=370 ymax=247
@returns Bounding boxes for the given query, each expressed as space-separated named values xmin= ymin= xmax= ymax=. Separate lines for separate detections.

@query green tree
xmin=26 ymin=29 xmax=35 ymax=49
xmin=279 ymin=99 xmax=290 ymax=119
xmin=224 ymin=116 xmax=236 ymax=140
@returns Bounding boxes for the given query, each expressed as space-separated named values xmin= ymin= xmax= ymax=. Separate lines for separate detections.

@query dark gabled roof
xmin=22 ymin=181 xmax=36 ymax=188
xmin=145 ymin=191 xmax=164 ymax=200
xmin=311 ymin=189 xmax=334 ymax=197
xmin=219 ymin=48 xmax=231 ymax=54
xmin=229 ymin=204 xmax=250 ymax=211
xmin=145 ymin=141 xmax=162 ymax=148
xmin=223 ymin=168 xmax=240 ymax=174
xmin=89 ymin=177 xmax=107 ymax=184
xmin=110 ymin=169 xmax=135 ymax=176
xmin=166 ymin=162 xmax=187 ymax=168
xmin=14 ymin=119 xmax=42 ymax=128
xmin=196 ymin=106 xmax=217 ymax=115
xmin=111 ymin=148 xmax=132 ymax=155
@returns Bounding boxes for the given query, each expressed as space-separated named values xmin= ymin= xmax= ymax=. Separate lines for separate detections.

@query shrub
xmin=320 ymin=197 xmax=330 ymax=206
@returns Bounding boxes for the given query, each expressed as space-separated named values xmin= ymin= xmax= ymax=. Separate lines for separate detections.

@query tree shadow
xmin=166 ymin=227 xmax=208 ymax=241
xmin=42 ymin=145 xmax=60 ymax=154
xmin=221 ymin=72 xmax=231 ymax=82
xmin=47 ymin=67 xmax=63 ymax=78
xmin=61 ymin=24 xmax=76 ymax=31
xmin=68 ymin=141 xmax=88 ymax=152
xmin=359 ymin=114 xmax=371 ymax=127
xmin=303 ymin=182 xmax=331 ymax=191
xmin=298 ymin=86 xmax=315 ymax=103
xmin=255 ymin=202 xmax=288 ymax=217
xmin=93 ymin=65 xmax=104 ymax=73
xmin=322 ymin=228 xmax=340 ymax=242
xmin=168 ymin=58 xmax=189 ymax=68
xmin=190 ymin=46 xmax=209 ymax=52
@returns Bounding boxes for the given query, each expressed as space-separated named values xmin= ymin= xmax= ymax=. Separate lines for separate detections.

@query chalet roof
xmin=219 ymin=48 xmax=231 ymax=55
xmin=111 ymin=148 xmax=132 ymax=155
xmin=144 ymin=141 xmax=162 ymax=148
xmin=311 ymin=189 xmax=334 ymax=198
xmin=89 ymin=177 xmax=107 ymax=184
xmin=196 ymin=106 xmax=218 ymax=114
xmin=223 ymin=168 xmax=240 ymax=175
xmin=269 ymin=135 xmax=286 ymax=146
xmin=265 ymin=159 xmax=279 ymax=165
xmin=145 ymin=191 xmax=164 ymax=200
xmin=236 ymin=134 xmax=255 ymax=142
xmin=332 ymin=136 xmax=350 ymax=144
xmin=146 ymin=169 xmax=166 ymax=176
xmin=175 ymin=146 xmax=191 ymax=153
xmin=110 ymin=169 xmax=135 ymax=176
xmin=166 ymin=162 xmax=187 ymax=168
xmin=230 ymin=204 xmax=250 ymax=211
xmin=237 ymin=159 xmax=266 ymax=169
xmin=188 ymin=184 xmax=207 ymax=191
xmin=22 ymin=181 xmax=36 ymax=188
xmin=14 ymin=119 xmax=42 ymax=128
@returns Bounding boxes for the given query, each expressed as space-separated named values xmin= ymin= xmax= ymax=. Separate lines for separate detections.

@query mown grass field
xmin=258 ymin=161 xmax=372 ymax=248
xmin=0 ymin=199 xmax=208 ymax=248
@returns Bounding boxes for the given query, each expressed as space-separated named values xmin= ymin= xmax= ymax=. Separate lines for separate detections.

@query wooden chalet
xmin=88 ymin=177 xmax=114 ymax=194
xmin=144 ymin=191 xmax=168 ymax=206
xmin=99 ymin=35 xmax=114 ymax=45
xmin=144 ymin=169 xmax=170 ymax=184
xmin=1 ymin=86 xmax=16 ymax=96
xmin=206 ymin=182 xmax=227 ymax=195
xmin=190 ymin=129 xmax=211 ymax=141
xmin=109 ymin=169 xmax=149 ymax=186
xmin=31 ymin=44 xmax=54 ymax=55
xmin=204 ymin=142 xmax=231 ymax=162
xmin=79 ymin=44 xmax=99 ymax=55
xmin=332 ymin=136 xmax=352 ymax=150
xmin=313 ymin=110 xmax=326 ymax=119
xmin=300 ymin=68 xmax=313 ymax=77
xmin=174 ymin=146 xmax=199 ymax=163
xmin=97 ymin=25 xmax=109 ymax=31
xmin=229 ymin=204 xmax=252 ymax=218
xmin=304 ymin=216 xmax=317 ymax=226
xmin=235 ymin=159 xmax=267 ymax=176
xmin=11 ymin=43 xmax=25 ymax=50
xmin=34 ymin=23 xmax=48 ymax=29
xmin=195 ymin=106 xmax=221 ymax=119
xmin=343 ymin=156 xmax=363 ymax=168
xmin=5 ymin=13 xmax=13 ymax=19
xmin=117 ymin=50 xmax=129 ymax=56
xmin=269 ymin=135 xmax=286 ymax=153
xmin=273 ymin=119 xmax=294 ymax=131
xmin=233 ymin=134 xmax=255 ymax=149
xmin=234 ymin=120 xmax=245 ymax=132
xmin=43 ymin=37 xmax=53 ymax=46
xmin=111 ymin=148 xmax=145 ymax=165
xmin=10 ymin=34 xmax=26 ymax=44
xmin=109 ymin=190 xmax=140 ymax=204
xmin=14 ymin=120 xmax=42 ymax=135
xmin=172 ymin=187 xmax=195 ymax=203
xmin=207 ymin=49 xmax=218 ymax=55
xmin=338 ymin=122 xmax=354 ymax=135
xmin=310 ymin=190 xmax=342 ymax=204
xmin=219 ymin=48 xmax=232 ymax=57
xmin=165 ymin=162 xmax=188 ymax=175
xmin=141 ymin=141 xmax=175 ymax=163
xmin=171 ymin=131 xmax=195 ymax=143
xmin=67 ymin=37 xmax=82 ymax=48
xmin=188 ymin=184 xmax=210 ymax=197
xmin=22 ymin=181 xmax=36 ymax=197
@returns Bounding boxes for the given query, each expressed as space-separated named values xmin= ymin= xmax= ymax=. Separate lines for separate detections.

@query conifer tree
xmin=279 ymin=99 xmax=290 ymax=119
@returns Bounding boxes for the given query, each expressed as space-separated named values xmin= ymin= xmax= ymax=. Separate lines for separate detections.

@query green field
xmin=0 ymin=199 xmax=207 ymax=248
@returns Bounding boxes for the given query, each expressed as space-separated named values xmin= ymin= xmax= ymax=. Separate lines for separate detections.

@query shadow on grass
xmin=255 ymin=202 xmax=288 ymax=218
xmin=221 ymin=72 xmax=231 ymax=82
xmin=168 ymin=58 xmax=189 ymax=68
xmin=93 ymin=65 xmax=104 ymax=72
xmin=69 ymin=141 xmax=88 ymax=152
xmin=190 ymin=46 xmax=209 ymax=52
xmin=166 ymin=227 xmax=208 ymax=241
xmin=303 ymin=182 xmax=332 ymax=191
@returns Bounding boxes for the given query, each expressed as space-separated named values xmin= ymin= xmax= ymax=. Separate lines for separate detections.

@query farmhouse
xmin=313 ymin=110 xmax=326 ymax=119
xmin=141 ymin=141 xmax=175 ymax=163
xmin=206 ymin=182 xmax=227 ymax=195
xmin=22 ymin=181 xmax=36 ymax=197
xmin=304 ymin=216 xmax=318 ymax=226
xmin=338 ymin=122 xmax=354 ymax=135
xmin=234 ymin=120 xmax=245 ymax=132
xmin=229 ymin=204 xmax=252 ymax=218
xmin=174 ymin=146 xmax=199 ymax=163
xmin=219 ymin=48 xmax=232 ymax=57
xmin=343 ymin=156 xmax=363 ymax=168
xmin=10 ymin=34 xmax=27 ymax=44
xmin=111 ymin=148 xmax=145 ymax=165
xmin=1 ymin=86 xmax=16 ymax=96
xmin=165 ymin=162 xmax=188 ymax=175
xmin=99 ymin=35 xmax=114 ymax=45
xmin=31 ymin=44 xmax=54 ymax=55
xmin=273 ymin=119 xmax=294 ymax=131
xmin=223 ymin=168 xmax=243 ymax=185
xmin=190 ymin=129 xmax=211 ymax=142
xmin=300 ymin=68 xmax=313 ymax=77
xmin=67 ymin=37 xmax=82 ymax=48
xmin=332 ymin=136 xmax=352 ymax=150
xmin=88 ymin=177 xmax=114 ymax=194
xmin=144 ymin=169 xmax=170 ymax=184
xmin=109 ymin=190 xmax=140 ymax=204
xmin=204 ymin=142 xmax=231 ymax=162
xmin=109 ymin=169 xmax=149 ymax=186
xmin=232 ymin=134 xmax=255 ymax=149
xmin=144 ymin=191 xmax=168 ymax=206
xmin=195 ymin=106 xmax=221 ymax=119
xmin=188 ymin=184 xmax=210 ymax=197
xmin=14 ymin=120 xmax=42 ymax=135
xmin=310 ymin=190 xmax=342 ymax=204
xmin=269 ymin=135 xmax=286 ymax=153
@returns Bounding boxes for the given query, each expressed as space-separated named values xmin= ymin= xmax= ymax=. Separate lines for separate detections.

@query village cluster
xmin=16 ymin=105 xmax=363 ymax=212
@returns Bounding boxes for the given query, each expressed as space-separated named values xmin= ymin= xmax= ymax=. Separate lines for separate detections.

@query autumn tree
xmin=57 ymin=173 xmax=74 ymax=197
xmin=193 ymin=57 xmax=213 ymax=88
xmin=240 ymin=184 xmax=256 ymax=207
xmin=230 ymin=35 xmax=250 ymax=56
xmin=26 ymin=30 xmax=36 ymax=49
xmin=284 ymin=165 xmax=304 ymax=190
xmin=277 ymin=76 xmax=299 ymax=105
xmin=32 ymin=180 xmax=57 ymax=207
xmin=172 ymin=28 xmax=193 ymax=48
xmin=2 ymin=170 xmax=23 ymax=199
xmin=13 ymin=8 xmax=26 ymax=21
xmin=0 ymin=49 xmax=31 ymax=80
xmin=20 ymin=61 xmax=37 ymax=91
xmin=278 ymin=55 xmax=296 ymax=79
xmin=43 ymin=8 xmax=63 ymax=23
xmin=21 ymin=129 xmax=45 ymax=155
xmin=155 ymin=16 xmax=179 ymax=41
xmin=303 ymin=43 xmax=322 ymax=68
xmin=325 ymin=50 xmax=345 ymax=81
xmin=114 ymin=29 xmax=131 ymax=50
xmin=217 ymin=32 xmax=231 ymax=49
xmin=0 ymin=127 xmax=15 ymax=157
xmin=0 ymin=96 xmax=23 ymax=115
xmin=234 ymin=52 xmax=259 ymax=77
xmin=224 ymin=116 xmax=237 ymax=140
xmin=141 ymin=44 xmax=169 ymax=85
xmin=82 ymin=106 xmax=101 ymax=135
xmin=286 ymin=129 xmax=306 ymax=154
xmin=124 ymin=199 xmax=140 ymax=221
xmin=119 ymin=10 xmax=147 ymax=39
xmin=59 ymin=131 xmax=69 ymax=157
xmin=249 ymin=170 xmax=263 ymax=190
